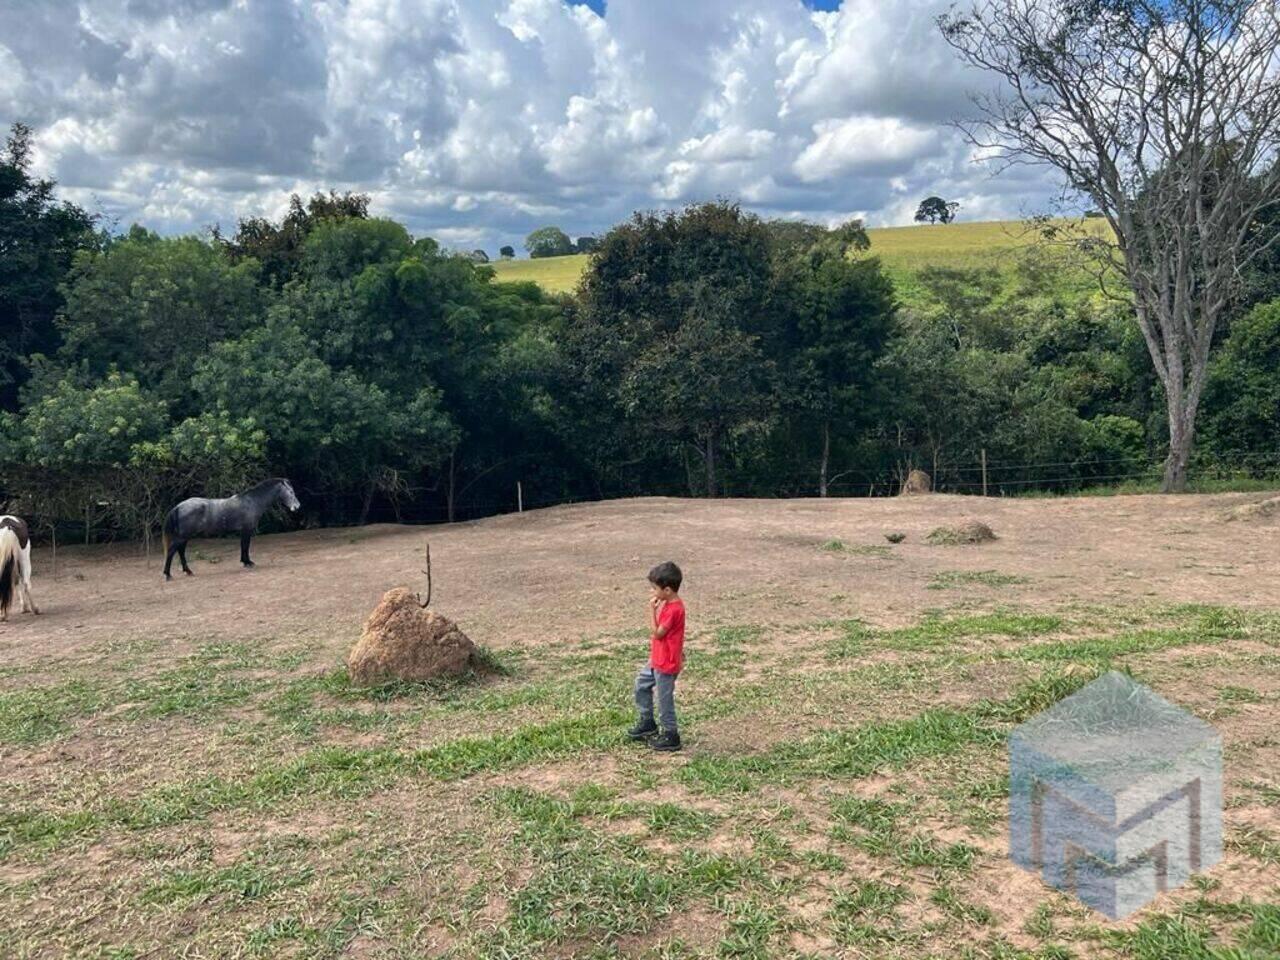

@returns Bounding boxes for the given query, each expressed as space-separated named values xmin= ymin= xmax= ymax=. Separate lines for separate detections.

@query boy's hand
xmin=650 ymin=596 xmax=662 ymax=610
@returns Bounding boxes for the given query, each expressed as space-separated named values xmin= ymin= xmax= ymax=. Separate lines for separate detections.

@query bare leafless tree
xmin=939 ymin=0 xmax=1280 ymax=490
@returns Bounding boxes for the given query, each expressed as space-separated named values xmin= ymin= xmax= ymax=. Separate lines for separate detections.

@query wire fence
xmin=6 ymin=449 xmax=1280 ymax=551
xmin=363 ymin=452 xmax=1280 ymax=520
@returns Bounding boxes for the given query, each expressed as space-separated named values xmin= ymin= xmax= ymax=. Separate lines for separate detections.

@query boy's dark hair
xmin=648 ymin=561 xmax=682 ymax=591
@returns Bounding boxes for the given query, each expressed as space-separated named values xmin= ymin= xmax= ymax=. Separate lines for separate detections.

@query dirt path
xmin=4 ymin=491 xmax=1279 ymax=668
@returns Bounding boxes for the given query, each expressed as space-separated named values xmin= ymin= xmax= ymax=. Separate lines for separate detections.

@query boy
xmin=628 ymin=560 xmax=685 ymax=752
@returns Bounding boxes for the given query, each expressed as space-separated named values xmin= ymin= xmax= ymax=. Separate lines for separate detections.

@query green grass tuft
xmin=830 ymin=879 xmax=912 ymax=946
xmin=821 ymin=539 xmax=892 ymax=558
xmin=929 ymin=570 xmax=1030 ymax=590
xmin=826 ymin=620 xmax=870 ymax=660
xmin=879 ymin=611 xmax=1062 ymax=651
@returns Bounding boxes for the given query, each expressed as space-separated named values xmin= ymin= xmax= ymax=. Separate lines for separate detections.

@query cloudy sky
xmin=0 ymin=0 xmax=1066 ymax=254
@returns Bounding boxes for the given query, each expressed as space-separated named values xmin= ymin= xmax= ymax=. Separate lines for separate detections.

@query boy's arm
xmin=650 ymin=598 xmax=669 ymax=639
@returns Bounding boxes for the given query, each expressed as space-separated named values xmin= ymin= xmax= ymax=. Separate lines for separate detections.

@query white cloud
xmin=679 ymin=127 xmax=777 ymax=164
xmin=793 ymin=116 xmax=941 ymax=181
xmin=0 ymin=43 xmax=27 ymax=112
xmin=0 ymin=0 xmax=1065 ymax=251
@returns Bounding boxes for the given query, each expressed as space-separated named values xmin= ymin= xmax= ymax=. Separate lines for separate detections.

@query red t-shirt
xmin=651 ymin=598 xmax=686 ymax=674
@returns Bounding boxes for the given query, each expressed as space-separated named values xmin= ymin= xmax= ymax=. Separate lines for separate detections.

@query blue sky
xmin=0 ymin=0 xmax=1056 ymax=253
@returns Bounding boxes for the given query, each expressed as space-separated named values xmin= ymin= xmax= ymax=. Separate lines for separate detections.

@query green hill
xmin=489 ymin=219 xmax=1112 ymax=302
xmin=489 ymin=254 xmax=589 ymax=293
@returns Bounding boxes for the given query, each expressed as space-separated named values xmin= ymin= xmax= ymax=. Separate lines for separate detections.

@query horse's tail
xmin=0 ymin=528 xmax=18 ymax=619
xmin=162 ymin=506 xmax=179 ymax=559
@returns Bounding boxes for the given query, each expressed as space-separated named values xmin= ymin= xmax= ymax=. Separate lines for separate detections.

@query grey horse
xmin=162 ymin=478 xmax=301 ymax=580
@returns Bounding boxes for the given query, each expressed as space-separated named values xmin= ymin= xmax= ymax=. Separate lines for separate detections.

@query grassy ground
xmin=488 ymin=254 xmax=593 ymax=294
xmin=488 ymin=219 xmax=1114 ymax=301
xmin=3 ymin=493 xmax=1279 ymax=958
xmin=3 ymin=608 xmax=1278 ymax=954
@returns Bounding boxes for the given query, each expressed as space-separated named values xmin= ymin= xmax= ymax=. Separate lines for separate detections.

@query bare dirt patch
xmin=5 ymin=491 xmax=1280 ymax=958
xmin=6 ymin=491 xmax=1280 ymax=669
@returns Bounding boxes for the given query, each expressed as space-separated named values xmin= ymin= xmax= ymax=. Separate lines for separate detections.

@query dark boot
xmin=650 ymin=729 xmax=682 ymax=752
xmin=627 ymin=717 xmax=659 ymax=740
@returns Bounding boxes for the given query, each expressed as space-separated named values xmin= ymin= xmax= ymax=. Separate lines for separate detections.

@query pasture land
xmin=488 ymin=253 xmax=592 ymax=294
xmin=488 ymin=218 xmax=1115 ymax=302
xmin=2 ymin=492 xmax=1279 ymax=958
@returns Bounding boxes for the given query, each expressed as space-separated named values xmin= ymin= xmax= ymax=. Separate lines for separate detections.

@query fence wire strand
xmin=6 ymin=450 xmax=1280 ymax=545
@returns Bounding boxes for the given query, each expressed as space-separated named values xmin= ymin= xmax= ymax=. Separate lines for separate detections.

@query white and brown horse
xmin=0 ymin=515 xmax=39 ymax=621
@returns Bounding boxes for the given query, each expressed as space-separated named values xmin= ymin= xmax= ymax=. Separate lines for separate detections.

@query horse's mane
xmin=244 ymin=478 xmax=287 ymax=497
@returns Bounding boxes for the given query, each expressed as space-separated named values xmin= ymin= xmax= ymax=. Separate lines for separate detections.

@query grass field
xmin=489 ymin=253 xmax=591 ymax=294
xmin=1 ymin=492 xmax=1278 ymax=958
xmin=489 ymin=219 xmax=1114 ymax=302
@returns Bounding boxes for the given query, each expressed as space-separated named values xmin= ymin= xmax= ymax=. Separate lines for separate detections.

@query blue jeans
xmin=634 ymin=666 xmax=678 ymax=732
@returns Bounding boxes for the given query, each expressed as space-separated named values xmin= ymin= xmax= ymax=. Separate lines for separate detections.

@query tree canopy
xmin=0 ymin=123 xmax=98 ymax=409
xmin=4 ymin=118 xmax=1280 ymax=540
xmin=915 ymin=197 xmax=960 ymax=224
xmin=525 ymin=226 xmax=575 ymax=259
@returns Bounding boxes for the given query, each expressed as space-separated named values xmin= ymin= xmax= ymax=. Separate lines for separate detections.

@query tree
xmin=525 ymin=226 xmax=574 ymax=259
xmin=1237 ymin=195 xmax=1280 ymax=315
xmin=133 ymin=411 xmax=267 ymax=494
xmin=574 ymin=201 xmax=777 ymax=496
xmin=217 ymin=190 xmax=369 ymax=287
xmin=914 ymin=196 xmax=960 ymax=224
xmin=55 ymin=229 xmax=265 ymax=413
xmin=0 ymin=123 xmax=98 ymax=410
xmin=192 ymin=319 xmax=456 ymax=516
xmin=772 ymin=229 xmax=897 ymax=496
xmin=4 ymin=368 xmax=271 ymax=545
xmin=1201 ymin=298 xmax=1280 ymax=462
xmin=499 ymin=245 xmax=515 ymax=259
xmin=575 ymin=235 xmax=600 ymax=254
xmin=20 ymin=371 xmax=168 ymax=470
xmin=619 ymin=305 xmax=773 ymax=496
xmin=939 ymin=0 xmax=1280 ymax=491
xmin=469 ymin=249 xmax=489 ymax=263
xmin=276 ymin=216 xmax=563 ymax=522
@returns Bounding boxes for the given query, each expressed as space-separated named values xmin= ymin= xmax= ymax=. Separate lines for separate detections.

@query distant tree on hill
xmin=1083 ymin=210 xmax=1105 ymax=219
xmin=499 ymin=245 xmax=515 ymax=259
xmin=575 ymin=235 xmax=599 ymax=254
xmin=914 ymin=196 xmax=960 ymax=224
xmin=525 ymin=226 xmax=574 ymax=259
xmin=469 ymin=249 xmax=489 ymax=263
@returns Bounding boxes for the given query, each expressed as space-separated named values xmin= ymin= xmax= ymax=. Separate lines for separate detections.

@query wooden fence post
xmin=517 ymin=481 xmax=523 ymax=513
xmin=981 ymin=448 xmax=988 ymax=497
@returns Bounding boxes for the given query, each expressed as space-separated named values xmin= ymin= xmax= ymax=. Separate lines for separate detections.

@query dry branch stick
xmin=417 ymin=543 xmax=432 ymax=608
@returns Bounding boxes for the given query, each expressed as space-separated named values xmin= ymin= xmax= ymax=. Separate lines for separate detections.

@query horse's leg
xmin=178 ymin=542 xmax=193 ymax=575
xmin=18 ymin=548 xmax=37 ymax=615
xmin=240 ymin=532 xmax=254 ymax=568
xmin=163 ymin=540 xmax=181 ymax=580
